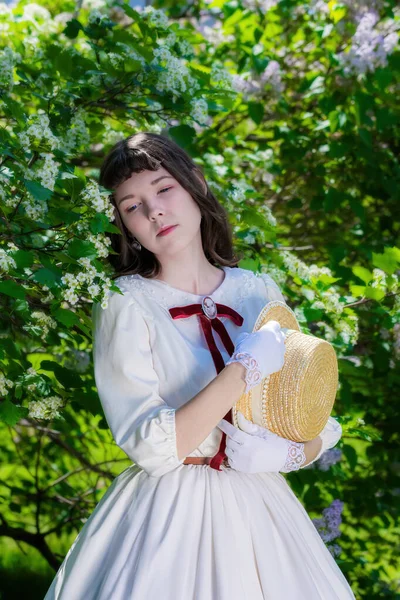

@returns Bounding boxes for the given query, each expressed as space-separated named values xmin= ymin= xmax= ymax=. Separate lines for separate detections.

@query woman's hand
xmin=217 ymin=412 xmax=307 ymax=474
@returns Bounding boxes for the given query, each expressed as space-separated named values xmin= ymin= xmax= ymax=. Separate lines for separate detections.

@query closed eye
xmin=127 ymin=187 xmax=172 ymax=213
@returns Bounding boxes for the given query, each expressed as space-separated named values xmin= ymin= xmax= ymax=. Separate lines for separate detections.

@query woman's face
xmin=114 ymin=166 xmax=203 ymax=258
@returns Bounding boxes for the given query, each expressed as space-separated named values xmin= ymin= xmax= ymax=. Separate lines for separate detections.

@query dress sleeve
xmin=258 ymin=272 xmax=286 ymax=303
xmin=92 ymin=288 xmax=186 ymax=478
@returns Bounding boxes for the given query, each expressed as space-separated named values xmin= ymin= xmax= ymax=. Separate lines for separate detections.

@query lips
xmin=157 ymin=225 xmax=177 ymax=236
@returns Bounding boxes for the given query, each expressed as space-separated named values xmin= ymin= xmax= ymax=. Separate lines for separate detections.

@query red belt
xmin=183 ymin=456 xmax=230 ymax=467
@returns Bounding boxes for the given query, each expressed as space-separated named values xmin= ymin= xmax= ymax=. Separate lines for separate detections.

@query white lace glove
xmin=225 ymin=321 xmax=286 ymax=393
xmin=218 ymin=412 xmax=307 ymax=473
xmin=218 ymin=413 xmax=343 ymax=474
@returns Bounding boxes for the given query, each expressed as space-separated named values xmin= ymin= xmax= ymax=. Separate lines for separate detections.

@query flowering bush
xmin=0 ymin=0 xmax=399 ymax=596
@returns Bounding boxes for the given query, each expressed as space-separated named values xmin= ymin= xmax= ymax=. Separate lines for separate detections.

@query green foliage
xmin=0 ymin=0 xmax=399 ymax=597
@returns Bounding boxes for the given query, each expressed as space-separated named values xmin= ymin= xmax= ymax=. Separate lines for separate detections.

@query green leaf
xmin=0 ymin=281 xmax=27 ymax=299
xmin=32 ymin=268 xmax=59 ymax=287
xmin=63 ymin=18 xmax=83 ymax=39
xmin=0 ymin=399 xmax=28 ymax=426
xmin=12 ymin=250 xmax=35 ymax=270
xmin=67 ymin=239 xmax=98 ymax=260
xmin=372 ymin=247 xmax=400 ymax=275
xmin=363 ymin=287 xmax=386 ymax=301
xmin=40 ymin=361 xmax=85 ymax=389
xmin=352 ymin=266 xmax=373 ymax=284
xmin=169 ymin=124 xmax=197 ymax=150
xmin=89 ymin=213 xmax=110 ymax=234
xmin=23 ymin=179 xmax=53 ymax=201
xmin=248 ymin=102 xmax=264 ymax=125
xmin=51 ymin=307 xmax=81 ymax=328
xmin=342 ymin=444 xmax=358 ymax=470
xmin=349 ymin=284 xmax=366 ymax=297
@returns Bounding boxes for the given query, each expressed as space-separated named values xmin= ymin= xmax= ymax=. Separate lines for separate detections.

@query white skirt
xmin=44 ymin=464 xmax=356 ymax=599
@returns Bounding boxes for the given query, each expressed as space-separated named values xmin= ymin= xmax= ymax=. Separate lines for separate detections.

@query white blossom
xmin=190 ymin=97 xmax=209 ymax=125
xmin=0 ymin=47 xmax=22 ymax=91
xmin=144 ymin=6 xmax=170 ymax=29
xmin=0 ymin=249 xmax=17 ymax=273
xmin=61 ymin=108 xmax=91 ymax=155
xmin=28 ymin=395 xmax=64 ymax=420
xmin=0 ymin=373 xmax=14 ymax=396
xmin=28 ymin=153 xmax=60 ymax=191
xmin=18 ymin=113 xmax=60 ymax=154
xmin=80 ymin=180 xmax=115 ymax=222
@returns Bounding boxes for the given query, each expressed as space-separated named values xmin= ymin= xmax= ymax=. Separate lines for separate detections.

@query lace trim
xmin=114 ymin=267 xmax=257 ymax=314
xmin=282 ymin=441 xmax=306 ymax=472
xmin=225 ymin=351 xmax=262 ymax=393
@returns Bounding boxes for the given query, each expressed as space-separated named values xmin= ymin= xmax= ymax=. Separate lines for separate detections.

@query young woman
xmin=44 ymin=132 xmax=356 ymax=599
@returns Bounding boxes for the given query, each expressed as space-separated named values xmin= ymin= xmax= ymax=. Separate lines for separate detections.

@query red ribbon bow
xmin=169 ymin=300 xmax=244 ymax=470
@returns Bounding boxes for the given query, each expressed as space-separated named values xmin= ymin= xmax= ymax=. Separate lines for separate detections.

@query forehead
xmin=114 ymin=167 xmax=175 ymax=204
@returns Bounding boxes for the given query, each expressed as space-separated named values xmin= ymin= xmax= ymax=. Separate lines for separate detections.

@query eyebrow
xmin=116 ymin=175 xmax=174 ymax=207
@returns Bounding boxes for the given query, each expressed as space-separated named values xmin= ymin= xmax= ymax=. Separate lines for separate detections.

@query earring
xmin=132 ymin=238 xmax=141 ymax=251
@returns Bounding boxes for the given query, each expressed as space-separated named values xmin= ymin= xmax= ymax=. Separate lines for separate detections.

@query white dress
xmin=44 ymin=266 xmax=356 ymax=600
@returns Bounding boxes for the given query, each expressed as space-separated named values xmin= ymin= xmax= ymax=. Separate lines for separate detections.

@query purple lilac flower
xmin=328 ymin=543 xmax=343 ymax=558
xmin=312 ymin=499 xmax=344 ymax=544
xmin=317 ymin=448 xmax=343 ymax=471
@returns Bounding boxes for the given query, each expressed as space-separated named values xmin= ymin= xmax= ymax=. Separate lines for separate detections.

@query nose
xmin=147 ymin=200 xmax=165 ymax=221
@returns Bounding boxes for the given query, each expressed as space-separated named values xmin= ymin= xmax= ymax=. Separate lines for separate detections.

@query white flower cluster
xmin=312 ymin=288 xmax=344 ymax=315
xmin=261 ymin=60 xmax=284 ymax=93
xmin=159 ymin=32 xmax=194 ymax=57
xmin=87 ymin=232 xmax=112 ymax=258
xmin=0 ymin=47 xmax=22 ymax=91
xmin=23 ymin=191 xmax=49 ymax=221
xmin=19 ymin=113 xmax=60 ymax=153
xmin=319 ymin=315 xmax=359 ymax=345
xmin=28 ymin=152 xmax=60 ymax=191
xmin=281 ymin=250 xmax=332 ymax=281
xmin=61 ymin=108 xmax=91 ymax=155
xmin=143 ymin=6 xmax=169 ymax=29
xmin=24 ymin=311 xmax=58 ymax=340
xmin=0 ymin=248 xmax=17 ymax=274
xmin=242 ymin=0 xmax=279 ymax=11
xmin=232 ymin=60 xmax=284 ymax=97
xmin=339 ymin=10 xmax=399 ymax=76
xmin=243 ymin=233 xmax=256 ymax=244
xmin=229 ymin=180 xmax=250 ymax=203
xmin=40 ymin=284 xmax=55 ymax=304
xmin=210 ymin=63 xmax=234 ymax=89
xmin=151 ymin=47 xmax=200 ymax=102
xmin=101 ymin=121 xmax=127 ymax=146
xmin=222 ymin=147 xmax=243 ymax=169
xmin=203 ymin=153 xmax=228 ymax=177
xmin=28 ymin=395 xmax=64 ymax=420
xmin=193 ymin=16 xmax=235 ymax=47
xmin=115 ymin=43 xmax=146 ymax=69
xmin=22 ymin=33 xmax=45 ymax=61
xmin=260 ymin=264 xmax=287 ymax=287
xmin=371 ymin=268 xmax=398 ymax=293
xmin=87 ymin=8 xmax=110 ymax=26
xmin=0 ymin=373 xmax=14 ymax=396
xmin=80 ymin=179 xmax=115 ymax=222
xmin=22 ymin=3 xmax=51 ymax=22
xmin=61 ymin=257 xmax=112 ymax=308
xmin=258 ymin=203 xmax=277 ymax=227
xmin=190 ymin=97 xmax=209 ymax=126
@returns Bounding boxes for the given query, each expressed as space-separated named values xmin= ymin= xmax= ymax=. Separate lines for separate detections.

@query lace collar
xmin=114 ymin=266 xmax=259 ymax=314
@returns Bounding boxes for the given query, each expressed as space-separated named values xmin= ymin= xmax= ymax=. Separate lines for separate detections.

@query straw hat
xmin=232 ymin=300 xmax=338 ymax=442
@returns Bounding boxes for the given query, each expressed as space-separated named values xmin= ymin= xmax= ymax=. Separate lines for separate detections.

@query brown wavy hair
xmin=98 ymin=131 xmax=242 ymax=280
